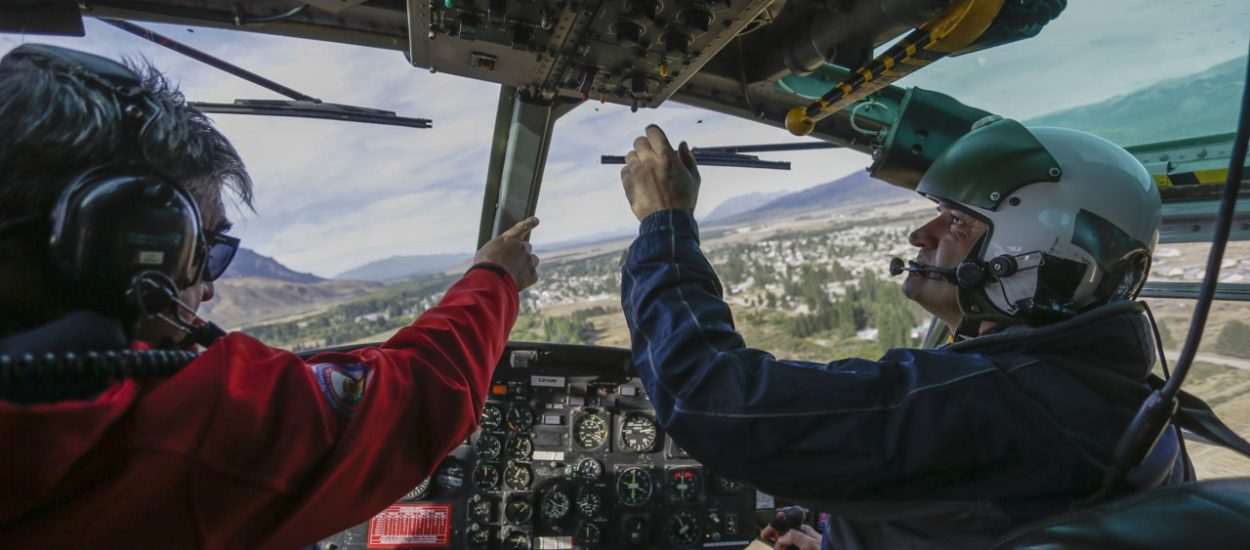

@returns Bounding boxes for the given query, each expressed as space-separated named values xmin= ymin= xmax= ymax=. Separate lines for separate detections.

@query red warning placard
xmin=366 ymin=504 xmax=452 ymax=548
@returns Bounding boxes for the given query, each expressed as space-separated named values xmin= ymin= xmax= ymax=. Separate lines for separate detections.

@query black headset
xmin=7 ymin=44 xmax=208 ymax=321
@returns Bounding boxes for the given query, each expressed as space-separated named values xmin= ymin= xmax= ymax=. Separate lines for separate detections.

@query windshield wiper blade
xmin=191 ymin=100 xmax=433 ymax=129
xmin=99 ymin=18 xmax=432 ymax=129
xmin=601 ymin=152 xmax=791 ymax=170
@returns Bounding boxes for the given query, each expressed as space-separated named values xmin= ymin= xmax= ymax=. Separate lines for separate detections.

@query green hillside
xmin=1027 ymin=56 xmax=1247 ymax=146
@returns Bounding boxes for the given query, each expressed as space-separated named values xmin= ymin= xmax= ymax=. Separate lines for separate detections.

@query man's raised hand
xmin=474 ymin=217 xmax=541 ymax=290
xmin=620 ymin=124 xmax=701 ymax=221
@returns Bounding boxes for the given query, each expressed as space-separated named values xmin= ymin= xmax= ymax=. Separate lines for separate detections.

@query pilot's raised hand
xmin=474 ymin=217 xmax=541 ymax=290
xmin=760 ymin=523 xmax=822 ymax=550
xmin=620 ymin=124 xmax=701 ymax=221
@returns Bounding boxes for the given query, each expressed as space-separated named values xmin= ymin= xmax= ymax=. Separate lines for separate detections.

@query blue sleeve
xmin=620 ymin=210 xmax=1098 ymax=502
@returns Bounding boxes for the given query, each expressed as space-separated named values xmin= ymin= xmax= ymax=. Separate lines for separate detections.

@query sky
xmin=2 ymin=1 xmax=1247 ymax=278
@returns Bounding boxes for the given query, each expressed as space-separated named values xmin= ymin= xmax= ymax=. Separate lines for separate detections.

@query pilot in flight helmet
xmin=914 ymin=117 xmax=1162 ymax=327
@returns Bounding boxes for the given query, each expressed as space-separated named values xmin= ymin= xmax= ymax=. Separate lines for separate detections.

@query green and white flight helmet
xmin=914 ymin=117 xmax=1162 ymax=327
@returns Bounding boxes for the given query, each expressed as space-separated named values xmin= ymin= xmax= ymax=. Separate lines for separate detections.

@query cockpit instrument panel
xmin=318 ymin=343 xmax=765 ymax=549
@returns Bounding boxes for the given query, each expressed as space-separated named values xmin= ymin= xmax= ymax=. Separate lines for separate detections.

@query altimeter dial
xmin=574 ymin=414 xmax=609 ymax=449
xmin=505 ymin=463 xmax=533 ymax=491
xmin=481 ymin=404 xmax=503 ymax=430
xmin=620 ymin=413 xmax=659 ymax=453
xmin=507 ymin=405 xmax=534 ymax=431
xmin=541 ymin=489 xmax=572 ymax=522
xmin=475 ymin=434 xmax=502 ymax=460
xmin=474 ymin=462 xmax=501 ymax=491
xmin=506 ymin=434 xmax=533 ymax=461
xmin=576 ymin=490 xmax=602 ymax=518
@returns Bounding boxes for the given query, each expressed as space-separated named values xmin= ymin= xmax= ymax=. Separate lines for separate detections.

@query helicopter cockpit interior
xmin=3 ymin=1 xmax=1250 ymax=549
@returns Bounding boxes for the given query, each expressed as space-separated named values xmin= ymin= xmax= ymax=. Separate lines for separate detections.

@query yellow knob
xmin=786 ymin=106 xmax=815 ymax=136
xmin=658 ymin=64 xmax=670 ymax=78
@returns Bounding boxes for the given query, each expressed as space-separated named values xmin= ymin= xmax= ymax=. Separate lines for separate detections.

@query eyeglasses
xmin=203 ymin=231 xmax=241 ymax=282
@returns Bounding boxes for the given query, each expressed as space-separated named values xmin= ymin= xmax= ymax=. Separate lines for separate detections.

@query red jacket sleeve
xmin=132 ymin=266 xmax=518 ymax=548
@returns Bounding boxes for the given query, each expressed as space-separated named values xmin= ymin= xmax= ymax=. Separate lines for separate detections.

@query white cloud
xmin=3 ymin=0 xmax=1246 ymax=277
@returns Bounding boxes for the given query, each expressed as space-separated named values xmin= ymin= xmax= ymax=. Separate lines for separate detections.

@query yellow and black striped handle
xmin=786 ymin=0 xmax=1004 ymax=136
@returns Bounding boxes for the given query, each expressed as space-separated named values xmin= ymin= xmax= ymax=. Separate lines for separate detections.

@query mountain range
xmin=1025 ymin=55 xmax=1246 ymax=146
xmin=705 ymin=191 xmax=788 ymax=221
xmin=202 ymin=247 xmax=380 ymax=329
xmin=218 ymin=247 xmax=324 ymax=283
xmin=706 ymin=170 xmax=916 ymax=226
xmin=333 ymin=253 xmax=474 ymax=282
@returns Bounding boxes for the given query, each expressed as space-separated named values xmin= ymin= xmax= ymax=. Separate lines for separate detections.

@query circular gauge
xmin=474 ymin=462 xmax=502 ymax=491
xmin=507 ymin=405 xmax=534 ymax=431
xmin=615 ymin=467 xmax=653 ymax=506
xmin=505 ymin=496 xmax=533 ymax=523
xmin=576 ymin=489 xmax=602 ymax=518
xmin=541 ymin=489 xmax=571 ymax=522
xmin=506 ymin=434 xmax=534 ymax=461
xmin=475 ymin=434 xmax=502 ymax=460
xmin=467 ymin=526 xmax=490 ymax=548
xmin=577 ymin=459 xmax=604 ymax=482
xmin=574 ymin=414 xmax=609 ymax=449
xmin=621 ymin=515 xmax=649 ymax=546
xmin=401 ymin=477 xmax=431 ymax=501
xmin=620 ymin=413 xmax=658 ymax=453
xmin=576 ymin=523 xmax=602 ymax=549
xmin=714 ymin=474 xmax=745 ymax=494
xmin=667 ymin=467 xmax=701 ymax=502
xmin=668 ymin=510 xmax=701 ymax=546
xmin=481 ymin=404 xmax=503 ymax=430
xmin=503 ymin=530 xmax=530 ymax=550
xmin=469 ymin=495 xmax=494 ymax=521
xmin=434 ymin=460 xmax=465 ymax=494
xmin=505 ymin=463 xmax=533 ymax=491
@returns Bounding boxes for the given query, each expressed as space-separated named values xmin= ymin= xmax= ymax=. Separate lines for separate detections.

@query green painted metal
xmin=870 ymin=88 xmax=995 ymax=189
xmin=915 ymin=118 xmax=1060 ymax=210
xmin=773 ymin=64 xmax=853 ymax=100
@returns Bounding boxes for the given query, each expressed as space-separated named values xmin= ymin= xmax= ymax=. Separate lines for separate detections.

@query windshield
xmin=4 ymin=1 xmax=1249 ymax=477
xmin=896 ymin=0 xmax=1250 ymax=146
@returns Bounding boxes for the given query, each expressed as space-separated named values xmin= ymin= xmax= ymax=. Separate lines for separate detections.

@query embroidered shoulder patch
xmin=310 ymin=363 xmax=372 ymax=417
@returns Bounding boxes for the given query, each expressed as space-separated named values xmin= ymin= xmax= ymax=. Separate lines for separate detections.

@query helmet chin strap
xmin=127 ymin=273 xmax=226 ymax=348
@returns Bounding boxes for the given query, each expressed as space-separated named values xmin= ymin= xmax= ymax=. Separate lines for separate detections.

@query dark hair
xmin=0 ymin=48 xmax=254 ymax=233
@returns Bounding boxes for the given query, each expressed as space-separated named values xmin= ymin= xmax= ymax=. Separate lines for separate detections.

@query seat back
xmin=993 ymin=478 xmax=1250 ymax=550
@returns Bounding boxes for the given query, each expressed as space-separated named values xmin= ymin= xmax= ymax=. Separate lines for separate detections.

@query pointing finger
xmin=501 ymin=217 xmax=539 ymax=239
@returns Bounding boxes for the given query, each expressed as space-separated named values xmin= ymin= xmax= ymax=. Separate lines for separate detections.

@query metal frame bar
xmin=1160 ymin=196 xmax=1250 ymax=244
xmin=482 ymin=91 xmax=580 ymax=242
xmin=478 ymin=85 xmax=519 ymax=248
xmin=1139 ymin=282 xmax=1250 ymax=302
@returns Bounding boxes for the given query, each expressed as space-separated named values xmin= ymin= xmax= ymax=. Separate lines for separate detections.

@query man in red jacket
xmin=0 ymin=44 xmax=539 ymax=548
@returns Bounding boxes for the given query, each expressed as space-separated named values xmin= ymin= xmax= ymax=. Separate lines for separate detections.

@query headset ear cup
xmin=45 ymin=170 xmax=203 ymax=319
xmin=956 ymin=261 xmax=988 ymax=289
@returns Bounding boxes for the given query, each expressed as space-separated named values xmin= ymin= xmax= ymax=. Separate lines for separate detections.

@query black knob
xmin=989 ymin=255 xmax=1018 ymax=277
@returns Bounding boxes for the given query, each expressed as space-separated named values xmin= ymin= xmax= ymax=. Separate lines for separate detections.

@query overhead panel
xmin=405 ymin=0 xmax=777 ymax=110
